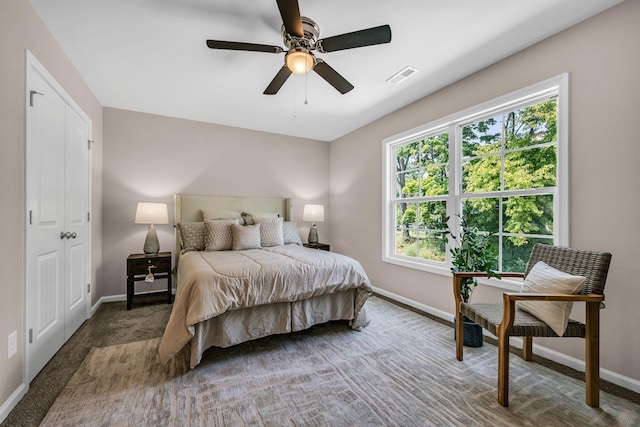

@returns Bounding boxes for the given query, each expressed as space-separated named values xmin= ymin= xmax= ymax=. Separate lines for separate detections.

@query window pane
xmin=462 ymin=198 xmax=499 ymax=234
xmin=395 ymin=202 xmax=417 ymax=256
xmin=504 ymin=146 xmax=557 ymax=190
xmin=462 ymin=115 xmax=501 ymax=157
xmin=417 ymin=229 xmax=446 ymax=262
xmin=502 ymin=237 xmax=554 ymax=272
xmin=399 ymin=170 xmax=420 ymax=197
xmin=504 ymin=99 xmax=557 ymax=150
xmin=396 ymin=202 xmax=417 ymax=227
xmin=421 ymin=133 xmax=449 ymax=164
xmin=503 ymin=195 xmax=554 ymax=236
xmin=423 ymin=165 xmax=448 ymax=196
xmin=418 ymin=201 xmax=447 ymax=230
xmin=396 ymin=141 xmax=420 ymax=171
xmin=462 ymin=155 xmax=500 ymax=193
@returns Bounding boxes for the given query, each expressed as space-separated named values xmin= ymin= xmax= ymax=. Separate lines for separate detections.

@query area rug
xmin=40 ymin=297 xmax=639 ymax=426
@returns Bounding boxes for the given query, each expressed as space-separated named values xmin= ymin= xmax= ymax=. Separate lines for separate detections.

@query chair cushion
xmin=462 ymin=303 xmax=586 ymax=338
xmin=516 ymin=261 xmax=586 ymax=336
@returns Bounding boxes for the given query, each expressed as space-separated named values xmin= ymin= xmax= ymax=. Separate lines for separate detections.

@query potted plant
xmin=446 ymin=214 xmax=501 ymax=347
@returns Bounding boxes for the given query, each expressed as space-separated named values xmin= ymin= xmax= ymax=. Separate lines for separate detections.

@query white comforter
xmin=158 ymin=245 xmax=372 ymax=364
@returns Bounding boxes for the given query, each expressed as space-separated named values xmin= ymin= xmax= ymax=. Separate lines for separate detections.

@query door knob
xmin=59 ymin=231 xmax=73 ymax=239
xmin=70 ymin=232 xmax=77 ymax=239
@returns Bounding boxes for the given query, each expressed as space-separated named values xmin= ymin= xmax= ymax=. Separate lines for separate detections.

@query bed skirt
xmin=187 ymin=289 xmax=366 ymax=368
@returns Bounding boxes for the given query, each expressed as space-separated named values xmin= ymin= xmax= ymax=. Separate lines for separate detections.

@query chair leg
xmin=522 ymin=336 xmax=533 ymax=361
xmin=456 ymin=312 xmax=464 ymax=361
xmin=585 ymin=302 xmax=600 ymax=408
xmin=498 ymin=329 xmax=510 ymax=407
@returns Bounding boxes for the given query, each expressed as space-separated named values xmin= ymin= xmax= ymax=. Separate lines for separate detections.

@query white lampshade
xmin=135 ymin=202 xmax=169 ymax=225
xmin=302 ymin=204 xmax=324 ymax=222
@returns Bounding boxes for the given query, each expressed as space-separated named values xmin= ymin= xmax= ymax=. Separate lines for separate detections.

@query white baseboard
xmin=90 ymin=294 xmax=126 ymax=316
xmin=371 ymin=285 xmax=640 ymax=394
xmin=90 ymin=289 xmax=176 ymax=316
xmin=0 ymin=382 xmax=27 ymax=424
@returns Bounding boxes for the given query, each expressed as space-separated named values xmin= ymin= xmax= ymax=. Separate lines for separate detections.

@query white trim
xmin=373 ymin=287 xmax=640 ymax=394
xmin=0 ymin=383 xmax=28 ymax=424
xmin=382 ymin=73 xmax=569 ymax=280
xmin=91 ymin=290 xmax=176 ymax=315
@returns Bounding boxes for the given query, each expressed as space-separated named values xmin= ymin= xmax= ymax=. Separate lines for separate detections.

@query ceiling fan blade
xmin=264 ymin=66 xmax=293 ymax=95
xmin=313 ymin=60 xmax=354 ymax=94
xmin=316 ymin=25 xmax=392 ymax=53
xmin=276 ymin=0 xmax=303 ymax=37
xmin=206 ymin=40 xmax=283 ymax=54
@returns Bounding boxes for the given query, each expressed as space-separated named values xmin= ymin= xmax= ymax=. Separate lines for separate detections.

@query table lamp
xmin=302 ymin=204 xmax=324 ymax=244
xmin=135 ymin=202 xmax=169 ymax=255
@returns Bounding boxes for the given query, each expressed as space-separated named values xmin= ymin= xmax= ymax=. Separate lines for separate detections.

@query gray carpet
xmin=37 ymin=297 xmax=640 ymax=426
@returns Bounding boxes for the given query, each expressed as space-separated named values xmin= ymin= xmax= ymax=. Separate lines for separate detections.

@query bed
xmin=158 ymin=194 xmax=372 ymax=368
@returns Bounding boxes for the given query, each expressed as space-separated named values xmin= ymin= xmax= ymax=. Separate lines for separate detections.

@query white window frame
xmin=382 ymin=74 xmax=569 ymax=289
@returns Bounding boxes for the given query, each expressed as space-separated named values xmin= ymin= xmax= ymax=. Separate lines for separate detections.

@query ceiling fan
xmin=206 ymin=0 xmax=392 ymax=95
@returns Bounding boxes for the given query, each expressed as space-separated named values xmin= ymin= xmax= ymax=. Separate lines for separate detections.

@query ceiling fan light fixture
xmin=286 ymin=48 xmax=315 ymax=74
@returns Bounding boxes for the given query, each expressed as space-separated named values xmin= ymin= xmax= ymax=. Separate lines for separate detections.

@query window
xmin=383 ymin=74 xmax=568 ymax=278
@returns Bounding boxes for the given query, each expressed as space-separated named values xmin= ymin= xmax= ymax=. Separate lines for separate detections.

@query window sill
xmin=382 ymin=255 xmax=524 ymax=292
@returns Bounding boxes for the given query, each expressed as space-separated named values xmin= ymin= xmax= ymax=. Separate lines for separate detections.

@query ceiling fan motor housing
xmin=282 ymin=16 xmax=319 ymax=50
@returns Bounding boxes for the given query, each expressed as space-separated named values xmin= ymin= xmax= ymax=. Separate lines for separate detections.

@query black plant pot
xmin=454 ymin=315 xmax=483 ymax=347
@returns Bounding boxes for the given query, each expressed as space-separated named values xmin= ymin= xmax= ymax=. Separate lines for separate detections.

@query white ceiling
xmin=30 ymin=0 xmax=622 ymax=141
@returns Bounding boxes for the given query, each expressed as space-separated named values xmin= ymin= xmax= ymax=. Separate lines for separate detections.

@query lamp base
xmin=308 ymin=224 xmax=318 ymax=244
xmin=143 ymin=224 xmax=160 ymax=255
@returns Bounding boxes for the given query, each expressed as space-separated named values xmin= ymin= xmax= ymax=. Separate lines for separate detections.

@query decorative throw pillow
xmin=253 ymin=217 xmax=284 ymax=247
xmin=231 ymin=224 xmax=261 ymax=251
xmin=240 ymin=211 xmax=255 ymax=225
xmin=282 ymin=221 xmax=302 ymax=245
xmin=177 ymin=222 xmax=205 ymax=252
xmin=204 ymin=218 xmax=239 ymax=251
xmin=517 ymin=261 xmax=586 ymax=336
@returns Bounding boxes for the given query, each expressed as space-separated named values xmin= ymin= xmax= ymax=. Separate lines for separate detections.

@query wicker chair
xmin=453 ymin=243 xmax=612 ymax=407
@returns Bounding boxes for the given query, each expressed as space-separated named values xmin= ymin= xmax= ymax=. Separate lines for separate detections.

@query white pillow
xmin=282 ymin=221 xmax=303 ymax=245
xmin=204 ymin=218 xmax=238 ymax=251
xmin=517 ymin=261 xmax=586 ymax=336
xmin=253 ymin=217 xmax=284 ymax=247
xmin=231 ymin=224 xmax=261 ymax=251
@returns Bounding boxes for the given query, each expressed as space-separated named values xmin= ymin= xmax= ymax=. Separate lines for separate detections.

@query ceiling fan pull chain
xmin=304 ymin=71 xmax=308 ymax=105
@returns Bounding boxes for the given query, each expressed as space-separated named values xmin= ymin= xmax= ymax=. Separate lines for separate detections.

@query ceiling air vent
xmin=386 ymin=66 xmax=418 ymax=85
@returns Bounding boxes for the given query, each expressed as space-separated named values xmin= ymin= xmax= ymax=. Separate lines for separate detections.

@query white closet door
xmin=63 ymin=106 xmax=90 ymax=340
xmin=25 ymin=54 xmax=91 ymax=382
xmin=25 ymin=68 xmax=67 ymax=381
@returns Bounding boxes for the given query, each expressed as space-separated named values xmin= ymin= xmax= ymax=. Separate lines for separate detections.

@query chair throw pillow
xmin=517 ymin=261 xmax=586 ymax=336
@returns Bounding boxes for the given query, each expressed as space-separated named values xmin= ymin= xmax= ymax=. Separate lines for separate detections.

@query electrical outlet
xmin=8 ymin=331 xmax=17 ymax=359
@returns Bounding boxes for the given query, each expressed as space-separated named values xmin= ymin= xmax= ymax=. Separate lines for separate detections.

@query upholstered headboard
xmin=174 ymin=194 xmax=293 ymax=260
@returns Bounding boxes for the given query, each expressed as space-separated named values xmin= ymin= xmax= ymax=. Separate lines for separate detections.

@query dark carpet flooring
xmin=2 ymin=294 xmax=171 ymax=427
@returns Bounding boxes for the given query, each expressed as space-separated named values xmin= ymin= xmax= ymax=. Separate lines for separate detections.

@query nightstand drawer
xmin=127 ymin=253 xmax=172 ymax=276
xmin=128 ymin=258 xmax=170 ymax=275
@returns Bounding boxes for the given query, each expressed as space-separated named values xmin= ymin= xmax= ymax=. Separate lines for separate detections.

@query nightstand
xmin=303 ymin=243 xmax=330 ymax=251
xmin=126 ymin=252 xmax=172 ymax=310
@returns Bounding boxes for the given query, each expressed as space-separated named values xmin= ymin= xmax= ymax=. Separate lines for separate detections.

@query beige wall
xmin=101 ymin=108 xmax=329 ymax=298
xmin=0 ymin=0 xmax=103 ymax=409
xmin=330 ymin=0 xmax=640 ymax=383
